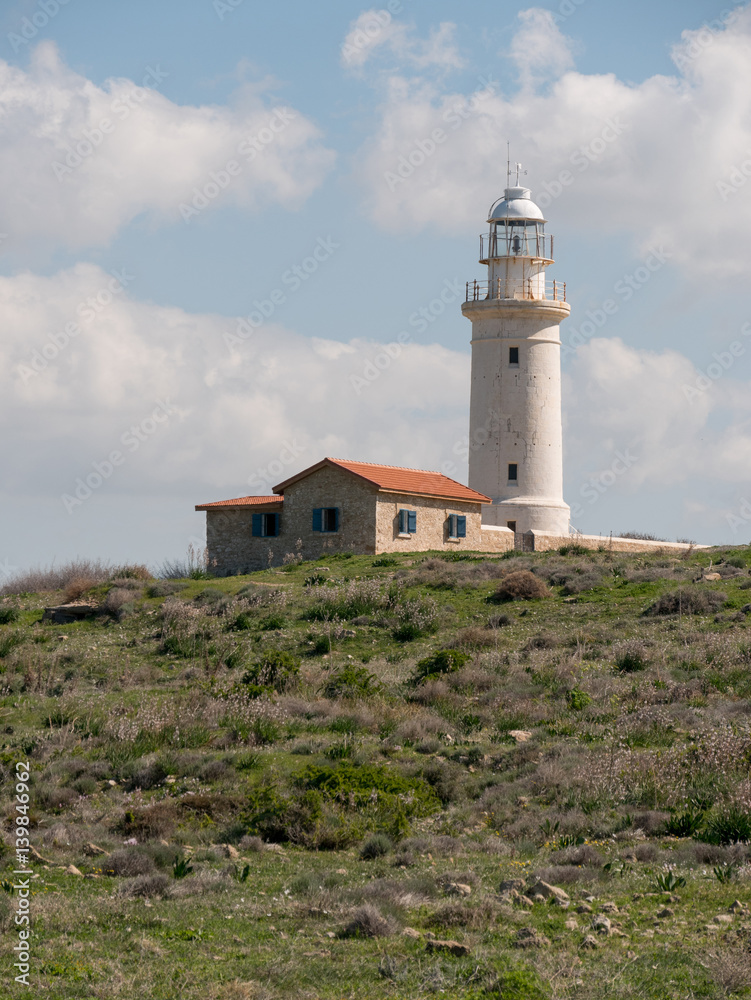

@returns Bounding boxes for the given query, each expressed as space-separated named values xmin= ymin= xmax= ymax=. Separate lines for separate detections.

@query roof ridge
xmin=328 ymin=457 xmax=456 ymax=479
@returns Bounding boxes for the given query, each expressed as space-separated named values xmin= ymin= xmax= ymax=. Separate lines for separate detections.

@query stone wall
xmin=205 ymin=504 xmax=285 ymax=575
xmin=529 ymin=531 xmax=704 ymax=554
xmin=480 ymin=524 xmax=515 ymax=553
xmin=375 ymin=494 xmax=490 ymax=554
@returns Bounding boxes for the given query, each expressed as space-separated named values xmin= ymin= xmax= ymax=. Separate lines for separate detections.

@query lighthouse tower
xmin=462 ymin=174 xmax=571 ymax=536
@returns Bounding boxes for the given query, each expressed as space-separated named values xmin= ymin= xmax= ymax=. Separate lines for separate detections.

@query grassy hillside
xmin=1 ymin=545 xmax=750 ymax=999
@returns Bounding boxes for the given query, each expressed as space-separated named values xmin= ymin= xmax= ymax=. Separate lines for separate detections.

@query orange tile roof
xmin=195 ymin=495 xmax=283 ymax=511
xmin=273 ymin=458 xmax=491 ymax=504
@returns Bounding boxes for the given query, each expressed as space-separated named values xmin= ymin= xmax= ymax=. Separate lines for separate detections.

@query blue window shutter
xmin=252 ymin=513 xmax=263 ymax=537
xmin=269 ymin=513 xmax=280 ymax=537
xmin=408 ymin=510 xmax=417 ymax=534
xmin=457 ymin=516 xmax=467 ymax=538
xmin=333 ymin=508 xmax=340 ymax=532
xmin=312 ymin=508 xmax=322 ymax=532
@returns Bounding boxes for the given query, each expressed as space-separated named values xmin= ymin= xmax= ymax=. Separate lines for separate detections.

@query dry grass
xmin=340 ymin=904 xmax=395 ymax=938
xmin=0 ymin=559 xmax=151 ymax=596
xmin=490 ymin=571 xmax=552 ymax=602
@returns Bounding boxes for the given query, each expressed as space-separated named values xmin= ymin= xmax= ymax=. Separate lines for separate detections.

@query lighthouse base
xmin=481 ymin=496 xmax=570 ymax=536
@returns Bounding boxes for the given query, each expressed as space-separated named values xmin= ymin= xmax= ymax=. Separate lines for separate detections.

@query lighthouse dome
xmin=488 ymin=186 xmax=545 ymax=223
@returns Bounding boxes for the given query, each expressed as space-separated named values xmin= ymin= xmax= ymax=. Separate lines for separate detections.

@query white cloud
xmin=0 ymin=43 xmax=336 ymax=249
xmin=351 ymin=5 xmax=751 ymax=279
xmin=564 ymin=336 xmax=751 ymax=489
xmin=341 ymin=10 xmax=463 ymax=72
xmin=510 ymin=8 xmax=575 ymax=90
xmin=2 ymin=265 xmax=750 ymax=543
xmin=0 ymin=264 xmax=469 ymax=506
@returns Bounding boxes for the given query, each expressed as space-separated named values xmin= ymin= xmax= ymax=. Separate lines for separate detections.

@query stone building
xmin=196 ymin=178 xmax=702 ymax=562
xmin=195 ymin=457 xmax=515 ymax=574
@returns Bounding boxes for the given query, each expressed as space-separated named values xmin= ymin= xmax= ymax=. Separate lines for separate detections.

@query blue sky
xmin=1 ymin=0 xmax=750 ymax=574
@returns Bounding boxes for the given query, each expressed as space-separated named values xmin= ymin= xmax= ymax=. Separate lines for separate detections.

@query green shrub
xmin=260 ymin=613 xmax=286 ymax=631
xmin=310 ymin=635 xmax=331 ymax=656
xmin=372 ymin=557 xmax=398 ymax=567
xmin=699 ymin=806 xmax=751 ymax=845
xmin=615 ymin=648 xmax=649 ymax=673
xmin=557 ymin=544 xmax=588 ymax=556
xmin=0 ymin=633 xmax=23 ymax=658
xmin=322 ymin=664 xmax=381 ymax=699
xmin=413 ymin=649 xmax=469 ymax=684
xmin=172 ymin=858 xmax=194 ymax=879
xmin=663 ymin=808 xmax=704 ymax=837
xmin=298 ymin=762 xmax=440 ymax=825
xmin=161 ymin=634 xmax=209 ymax=658
xmin=223 ymin=648 xmax=245 ymax=670
xmin=566 ymin=687 xmax=592 ymax=711
xmin=242 ymin=650 xmax=300 ymax=693
xmin=651 ymin=871 xmax=686 ymax=892
xmin=0 ymin=608 xmax=20 ymax=625
xmin=232 ymin=751 xmax=262 ymax=771
xmin=489 ymin=967 xmax=549 ymax=999
xmin=359 ymin=833 xmax=393 ymax=859
xmin=232 ymin=611 xmax=256 ymax=631
xmin=252 ymin=717 xmax=281 ymax=745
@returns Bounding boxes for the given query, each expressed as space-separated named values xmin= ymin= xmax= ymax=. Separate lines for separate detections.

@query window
xmin=447 ymin=514 xmax=467 ymax=539
xmin=252 ymin=512 xmax=280 ymax=538
xmin=398 ymin=509 xmax=417 ymax=534
xmin=507 ymin=520 xmax=517 ymax=533
xmin=509 ymin=346 xmax=519 ymax=366
xmin=508 ymin=463 xmax=518 ymax=484
xmin=312 ymin=507 xmax=339 ymax=533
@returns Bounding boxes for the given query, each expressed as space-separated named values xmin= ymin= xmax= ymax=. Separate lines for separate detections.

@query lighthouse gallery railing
xmin=465 ymin=278 xmax=567 ymax=303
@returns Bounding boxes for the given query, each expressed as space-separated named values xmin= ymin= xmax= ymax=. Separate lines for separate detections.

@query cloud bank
xmin=0 ymin=42 xmax=336 ymax=249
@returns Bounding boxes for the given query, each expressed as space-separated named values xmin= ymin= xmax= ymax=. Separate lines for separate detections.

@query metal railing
xmin=465 ymin=278 xmax=567 ymax=303
xmin=480 ymin=232 xmax=554 ymax=263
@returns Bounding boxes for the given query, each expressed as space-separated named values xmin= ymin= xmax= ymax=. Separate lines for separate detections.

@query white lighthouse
xmin=462 ymin=174 xmax=570 ymax=536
